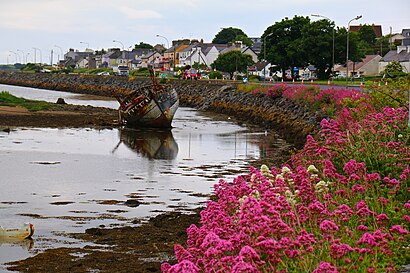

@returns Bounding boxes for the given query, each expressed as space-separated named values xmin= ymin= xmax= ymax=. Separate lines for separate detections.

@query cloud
xmin=119 ymin=7 xmax=162 ymax=20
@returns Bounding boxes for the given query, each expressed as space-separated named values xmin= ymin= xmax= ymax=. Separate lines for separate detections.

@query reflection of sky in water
xmin=0 ymin=84 xmax=289 ymax=270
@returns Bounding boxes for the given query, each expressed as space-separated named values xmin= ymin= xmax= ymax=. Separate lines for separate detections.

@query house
xmin=241 ymin=46 xmax=258 ymax=63
xmin=333 ymin=55 xmax=382 ymax=77
xmin=247 ymin=61 xmax=271 ymax=79
xmin=349 ymin=24 xmax=382 ymax=38
xmin=379 ymin=45 xmax=410 ymax=74
xmin=402 ymin=29 xmax=410 ymax=46
xmin=140 ymin=51 xmax=162 ymax=68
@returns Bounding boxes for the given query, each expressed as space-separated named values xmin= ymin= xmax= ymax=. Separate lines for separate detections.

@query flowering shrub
xmin=162 ymin=85 xmax=410 ymax=272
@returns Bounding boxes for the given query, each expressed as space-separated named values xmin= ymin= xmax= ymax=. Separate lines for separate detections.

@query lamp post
xmin=263 ymin=33 xmax=273 ymax=82
xmin=80 ymin=41 xmax=90 ymax=72
xmin=311 ymin=14 xmax=335 ymax=79
xmin=54 ymin=45 xmax=64 ymax=64
xmin=346 ymin=15 xmax=362 ymax=86
xmin=10 ymin=51 xmax=18 ymax=64
xmin=7 ymin=54 xmax=11 ymax=65
xmin=33 ymin=48 xmax=42 ymax=65
xmin=156 ymin=34 xmax=171 ymax=70
xmin=17 ymin=49 xmax=25 ymax=64
xmin=113 ymin=39 xmax=124 ymax=50
xmin=113 ymin=39 xmax=128 ymax=68
xmin=26 ymin=52 xmax=30 ymax=63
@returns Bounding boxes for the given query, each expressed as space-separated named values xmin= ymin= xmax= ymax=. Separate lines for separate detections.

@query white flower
xmin=307 ymin=165 xmax=319 ymax=174
xmin=281 ymin=166 xmax=291 ymax=174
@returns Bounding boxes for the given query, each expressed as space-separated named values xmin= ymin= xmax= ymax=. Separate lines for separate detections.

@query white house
xmin=379 ymin=45 xmax=410 ymax=74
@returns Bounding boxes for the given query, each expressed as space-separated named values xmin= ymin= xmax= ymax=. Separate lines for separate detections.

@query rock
xmin=56 ymin=98 xmax=67 ymax=104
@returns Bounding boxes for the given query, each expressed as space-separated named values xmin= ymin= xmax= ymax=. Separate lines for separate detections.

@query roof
xmin=381 ymin=48 xmax=410 ymax=62
xmin=349 ymin=25 xmax=382 ymax=38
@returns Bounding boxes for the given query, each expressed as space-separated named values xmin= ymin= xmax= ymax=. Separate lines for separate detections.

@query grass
xmin=0 ymin=91 xmax=55 ymax=111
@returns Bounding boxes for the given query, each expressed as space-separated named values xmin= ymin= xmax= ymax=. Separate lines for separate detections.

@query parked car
xmin=183 ymin=68 xmax=199 ymax=80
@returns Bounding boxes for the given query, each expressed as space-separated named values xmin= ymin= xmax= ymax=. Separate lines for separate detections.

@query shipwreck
xmin=113 ymin=70 xmax=179 ymax=128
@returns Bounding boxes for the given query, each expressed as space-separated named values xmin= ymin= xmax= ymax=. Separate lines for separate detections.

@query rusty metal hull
xmin=118 ymin=88 xmax=179 ymax=128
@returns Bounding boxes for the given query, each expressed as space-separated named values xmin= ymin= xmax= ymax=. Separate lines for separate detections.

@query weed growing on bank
xmin=162 ymin=82 xmax=410 ymax=272
xmin=0 ymin=91 xmax=54 ymax=111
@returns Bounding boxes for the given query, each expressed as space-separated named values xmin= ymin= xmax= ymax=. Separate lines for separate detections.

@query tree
xmin=134 ymin=42 xmax=153 ymax=49
xmin=382 ymin=60 xmax=406 ymax=78
xmin=211 ymin=50 xmax=254 ymax=79
xmin=262 ymin=16 xmax=310 ymax=79
xmin=212 ymin=27 xmax=248 ymax=44
xmin=303 ymin=18 xmax=334 ymax=79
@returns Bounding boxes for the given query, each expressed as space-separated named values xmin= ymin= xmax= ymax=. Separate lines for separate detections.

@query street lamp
xmin=156 ymin=34 xmax=169 ymax=48
xmin=263 ymin=33 xmax=273 ymax=82
xmin=54 ymin=45 xmax=64 ymax=63
xmin=17 ymin=49 xmax=25 ymax=64
xmin=156 ymin=34 xmax=171 ymax=71
xmin=33 ymin=48 xmax=42 ymax=65
xmin=80 ymin=41 xmax=90 ymax=72
xmin=311 ymin=14 xmax=335 ymax=79
xmin=10 ymin=51 xmax=18 ymax=64
xmin=113 ymin=40 xmax=124 ymax=50
xmin=346 ymin=15 xmax=362 ymax=85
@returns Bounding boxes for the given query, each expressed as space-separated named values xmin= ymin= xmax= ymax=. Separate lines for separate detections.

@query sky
xmin=0 ymin=0 xmax=409 ymax=65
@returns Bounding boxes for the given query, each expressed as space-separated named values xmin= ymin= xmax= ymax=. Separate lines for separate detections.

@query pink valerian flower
xmin=355 ymin=200 xmax=376 ymax=217
xmin=400 ymin=169 xmax=410 ymax=180
xmin=390 ymin=225 xmax=409 ymax=235
xmin=404 ymin=201 xmax=410 ymax=209
xmin=376 ymin=213 xmax=389 ymax=222
xmin=239 ymin=245 xmax=261 ymax=263
xmin=330 ymin=243 xmax=354 ymax=259
xmin=357 ymin=225 xmax=369 ymax=231
xmin=357 ymin=233 xmax=377 ymax=247
xmin=383 ymin=177 xmax=400 ymax=187
xmin=334 ymin=204 xmax=354 ymax=221
xmin=319 ymin=220 xmax=339 ymax=233
xmin=161 ymin=260 xmax=199 ymax=273
xmin=378 ymin=197 xmax=390 ymax=206
xmin=403 ymin=215 xmax=410 ymax=223
xmin=312 ymin=262 xmax=339 ymax=273
xmin=351 ymin=183 xmax=366 ymax=194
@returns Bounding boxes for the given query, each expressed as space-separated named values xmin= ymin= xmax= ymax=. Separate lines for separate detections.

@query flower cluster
xmin=162 ymin=86 xmax=410 ymax=272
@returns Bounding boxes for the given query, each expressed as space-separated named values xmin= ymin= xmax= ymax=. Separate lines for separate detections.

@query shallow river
xmin=0 ymin=84 xmax=291 ymax=271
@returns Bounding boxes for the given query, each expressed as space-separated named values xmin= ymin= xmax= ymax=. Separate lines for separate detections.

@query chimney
xmin=397 ymin=45 xmax=406 ymax=54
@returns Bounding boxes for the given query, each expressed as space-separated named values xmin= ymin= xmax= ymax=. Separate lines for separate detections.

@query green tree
xmin=134 ymin=42 xmax=153 ymax=49
xmin=211 ymin=50 xmax=254 ymax=79
xmin=235 ymin=35 xmax=253 ymax=46
xmin=262 ymin=16 xmax=310 ymax=79
xmin=303 ymin=18 xmax=334 ymax=79
xmin=212 ymin=27 xmax=248 ymax=44
xmin=382 ymin=60 xmax=406 ymax=78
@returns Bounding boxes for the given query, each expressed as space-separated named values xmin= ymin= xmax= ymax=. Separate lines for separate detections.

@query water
xmin=0 ymin=84 xmax=291 ymax=271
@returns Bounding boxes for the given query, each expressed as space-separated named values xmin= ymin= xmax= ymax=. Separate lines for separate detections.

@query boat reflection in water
xmin=0 ymin=238 xmax=34 ymax=251
xmin=118 ymin=128 xmax=178 ymax=160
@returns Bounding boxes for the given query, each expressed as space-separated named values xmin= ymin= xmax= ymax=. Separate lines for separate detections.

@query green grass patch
xmin=0 ymin=91 xmax=56 ymax=111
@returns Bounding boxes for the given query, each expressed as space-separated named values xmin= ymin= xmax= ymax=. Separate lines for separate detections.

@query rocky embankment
xmin=0 ymin=71 xmax=324 ymax=147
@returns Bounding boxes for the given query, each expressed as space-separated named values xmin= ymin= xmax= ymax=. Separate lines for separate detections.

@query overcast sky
xmin=1 ymin=0 xmax=408 ymax=64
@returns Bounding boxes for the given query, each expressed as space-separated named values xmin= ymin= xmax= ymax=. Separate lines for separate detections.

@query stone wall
xmin=0 ymin=72 xmax=324 ymax=147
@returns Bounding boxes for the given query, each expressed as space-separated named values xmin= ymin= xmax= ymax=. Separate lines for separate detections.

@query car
xmin=183 ymin=68 xmax=199 ymax=80
xmin=97 ymin=71 xmax=110 ymax=76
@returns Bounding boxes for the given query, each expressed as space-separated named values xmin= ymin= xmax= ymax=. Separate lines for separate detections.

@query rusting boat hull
xmin=119 ymin=88 xmax=179 ymax=128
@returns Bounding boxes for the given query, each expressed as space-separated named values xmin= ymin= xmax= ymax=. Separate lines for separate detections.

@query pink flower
xmin=403 ymin=215 xmax=410 ymax=223
xmin=357 ymin=225 xmax=369 ymax=231
xmin=357 ymin=233 xmax=377 ymax=247
xmin=330 ymin=243 xmax=354 ymax=259
xmin=161 ymin=260 xmax=199 ymax=273
xmin=312 ymin=262 xmax=339 ymax=273
xmin=390 ymin=225 xmax=409 ymax=235
xmin=376 ymin=213 xmax=389 ymax=222
xmin=352 ymin=183 xmax=365 ymax=194
xmin=320 ymin=220 xmax=339 ymax=233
